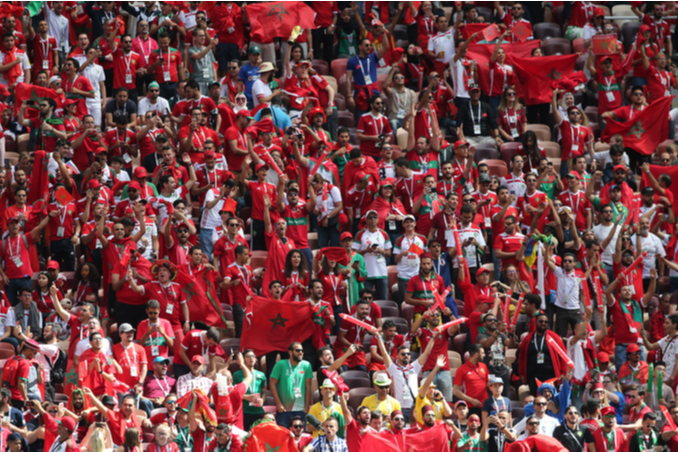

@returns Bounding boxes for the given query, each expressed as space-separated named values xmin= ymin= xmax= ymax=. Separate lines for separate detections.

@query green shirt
xmin=540 ymin=173 xmax=557 ymax=200
xmin=175 ymin=425 xmax=192 ymax=450
xmin=457 ymin=433 xmax=487 ymax=452
xmin=591 ymin=197 xmax=629 ymax=224
xmin=233 ymin=369 xmax=267 ymax=415
xmin=270 ymin=359 xmax=313 ymax=412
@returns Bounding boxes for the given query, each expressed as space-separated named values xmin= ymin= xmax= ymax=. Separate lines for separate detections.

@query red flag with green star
xmin=176 ymin=266 xmax=228 ymax=330
xmin=244 ymin=2 xmax=318 ymax=43
xmin=244 ymin=421 xmax=299 ymax=452
xmin=512 ymin=54 xmax=579 ymax=105
xmin=241 ymin=296 xmax=317 ymax=356
xmin=13 ymin=82 xmax=65 ymax=118
xmin=601 ymin=96 xmax=673 ymax=156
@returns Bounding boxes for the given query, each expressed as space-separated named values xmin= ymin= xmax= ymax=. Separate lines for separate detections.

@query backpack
xmin=2 ymin=355 xmax=24 ymax=389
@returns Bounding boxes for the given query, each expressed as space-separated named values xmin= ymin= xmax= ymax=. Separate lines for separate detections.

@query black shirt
xmin=105 ymin=99 xmax=138 ymax=124
xmin=553 ymin=424 xmax=586 ymax=452
xmin=526 ymin=332 xmax=555 ymax=376
xmin=456 ymin=101 xmax=498 ymax=138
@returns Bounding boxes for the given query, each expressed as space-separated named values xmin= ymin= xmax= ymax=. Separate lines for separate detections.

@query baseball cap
xmin=640 ymin=24 xmax=652 ymax=34
xmin=86 ymin=180 xmax=102 ymax=189
xmin=65 ymin=98 xmax=78 ymax=107
xmin=609 ymin=184 xmax=621 ymax=192
xmin=597 ymin=351 xmax=610 ymax=363
xmin=479 ymin=173 xmax=491 ymax=184
xmin=148 ymin=81 xmax=160 ymax=90
xmin=469 ymin=84 xmax=481 ymax=92
xmin=128 ymin=181 xmax=141 ymax=191
xmin=641 ymin=186 xmax=654 ymax=195
xmin=381 ymin=177 xmax=395 ymax=187
xmin=455 ymin=400 xmax=468 ymax=409
xmin=6 ymin=216 xmax=20 ymax=224
xmin=101 ymin=395 xmax=116 ymax=406
xmin=95 ymin=146 xmax=107 ymax=155
xmin=255 ymin=162 xmax=269 ymax=172
xmin=601 ymin=406 xmax=616 ymax=417
xmin=209 ymin=80 xmax=220 ymax=88
xmin=476 ymin=294 xmax=492 ymax=304
xmin=454 ymin=140 xmax=469 ymax=149
xmin=613 ymin=164 xmax=627 ymax=173
xmin=191 ymin=355 xmax=205 ymax=364
xmin=626 ymin=344 xmax=641 ymax=353
xmin=0 ymin=85 xmax=9 ymax=96
xmin=248 ymin=44 xmax=262 ymax=55
xmin=46 ymin=260 xmax=60 ymax=270
xmin=365 ymin=209 xmax=378 ymax=218
xmin=402 ymin=214 xmax=416 ymax=222
xmin=564 ymin=172 xmax=580 ymax=179
xmin=489 ymin=375 xmax=504 ymax=385
xmin=340 ymin=232 xmax=353 ymax=242
xmin=204 ymin=150 xmax=216 ymax=159
xmin=476 ymin=267 xmax=490 ymax=277
xmin=133 ymin=167 xmax=148 ymax=178
xmin=594 ymin=7 xmax=605 ymax=17
xmin=154 ymin=356 xmax=170 ymax=365
xmin=118 ymin=323 xmax=135 ymax=334
xmin=57 ymin=417 xmax=76 ymax=433
xmin=236 ymin=109 xmax=253 ymax=119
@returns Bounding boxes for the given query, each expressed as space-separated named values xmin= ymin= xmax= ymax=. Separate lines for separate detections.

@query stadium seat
xmin=401 ymin=304 xmax=414 ymax=325
xmin=342 ymin=377 xmax=372 ymax=389
xmin=387 ymin=266 xmax=399 ymax=290
xmin=382 ymin=317 xmax=409 ymax=335
xmin=482 ymin=159 xmax=508 ymax=178
xmin=334 ymin=93 xmax=346 ymax=111
xmin=476 ymin=6 xmax=493 ymax=22
xmin=473 ymin=146 xmax=500 ymax=163
xmin=572 ymin=38 xmax=586 ymax=54
xmin=575 ymin=54 xmax=587 ymax=71
xmin=337 ymin=111 xmax=355 ymax=128
xmin=323 ymin=75 xmax=338 ymax=95
xmin=338 ymin=74 xmax=349 ymax=98
xmin=541 ymin=141 xmax=561 ymax=158
xmin=348 ymin=388 xmax=377 ymax=413
xmin=621 ymin=22 xmax=640 ymax=52
xmin=340 ymin=369 xmax=370 ymax=380
xmin=0 ymin=343 xmax=15 ymax=360
xmin=311 ymin=59 xmax=329 ymax=76
xmin=584 ymin=106 xmax=598 ymax=124
xmin=452 ymin=334 xmax=467 ymax=358
xmin=250 ymin=256 xmax=267 ymax=271
xmin=500 ymin=142 xmax=522 ymax=166
xmin=612 ymin=4 xmax=635 ymax=27
xmin=542 ymin=37 xmax=572 ymax=56
xmin=526 ymin=124 xmax=552 ymax=142
xmin=374 ymin=300 xmax=398 ymax=310
xmin=533 ymin=23 xmax=562 ymax=41
xmin=380 ymin=306 xmax=399 ymax=318
xmin=331 ymin=58 xmax=349 ymax=82
xmin=219 ymin=338 xmax=240 ymax=354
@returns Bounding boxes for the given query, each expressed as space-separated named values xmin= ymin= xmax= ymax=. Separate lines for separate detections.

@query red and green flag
xmin=241 ymin=296 xmax=317 ymax=356
xmin=512 ymin=54 xmax=579 ymax=105
xmin=28 ymin=150 xmax=50 ymax=206
xmin=176 ymin=266 xmax=228 ymax=330
xmin=14 ymin=82 xmax=65 ymax=117
xmin=245 ymin=2 xmax=318 ymax=43
xmin=54 ymin=187 xmax=74 ymax=206
xmin=361 ymin=423 xmax=451 ymax=451
xmin=601 ymin=96 xmax=673 ymax=155
xmin=244 ymin=422 xmax=299 ymax=452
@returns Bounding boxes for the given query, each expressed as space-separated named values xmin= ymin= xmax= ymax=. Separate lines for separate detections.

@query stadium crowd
xmin=4 ymin=0 xmax=678 ymax=451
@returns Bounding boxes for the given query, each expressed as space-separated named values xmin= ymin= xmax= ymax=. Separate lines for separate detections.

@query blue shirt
xmin=432 ymin=252 xmax=457 ymax=319
xmin=346 ymin=53 xmax=379 ymax=89
xmin=237 ymin=63 xmax=261 ymax=100
xmin=254 ymin=105 xmax=291 ymax=130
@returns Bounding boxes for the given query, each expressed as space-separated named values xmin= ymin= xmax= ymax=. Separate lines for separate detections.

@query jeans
xmin=216 ymin=43 xmax=240 ymax=71
xmin=50 ymin=239 xmax=76 ymax=271
xmin=6 ymin=277 xmax=32 ymax=307
xmin=389 ymin=118 xmax=404 ymax=134
xmin=159 ymin=82 xmax=178 ymax=101
xmin=421 ymin=369 xmax=453 ymax=401
xmin=317 ymin=222 xmax=341 ymax=248
xmin=326 ymin=109 xmax=338 ymax=142
xmin=488 ymin=95 xmax=501 ymax=113
xmin=632 ymin=77 xmax=648 ymax=87
xmin=332 ymin=303 xmax=344 ymax=336
xmin=364 ymin=278 xmax=388 ymax=301
xmin=615 ymin=343 xmax=645 ymax=371
xmin=199 ymin=227 xmax=214 ymax=260
xmin=276 ymin=410 xmax=306 ymax=429
xmin=299 ymin=248 xmax=313 ymax=270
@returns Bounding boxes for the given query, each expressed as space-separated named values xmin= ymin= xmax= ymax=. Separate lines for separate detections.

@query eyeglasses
xmin=293 ymin=348 xmax=303 ymax=352
xmin=367 ymin=216 xmax=378 ymax=220
xmin=394 ymin=76 xmax=404 ymax=80
xmin=506 ymin=92 xmax=516 ymax=97
xmin=149 ymin=89 xmax=159 ymax=93
xmin=528 ymin=421 xmax=540 ymax=426
xmin=632 ymin=92 xmax=643 ymax=96
xmin=662 ymin=159 xmax=670 ymax=162
xmin=567 ymin=411 xmax=578 ymax=415
xmin=291 ymin=424 xmax=303 ymax=429
xmin=393 ymin=417 xmax=404 ymax=421
xmin=535 ymin=402 xmax=547 ymax=406
xmin=229 ymin=66 xmax=239 ymax=70
xmin=431 ymin=74 xmax=440 ymax=78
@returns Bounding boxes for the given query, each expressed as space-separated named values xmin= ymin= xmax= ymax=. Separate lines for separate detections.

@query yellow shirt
xmin=414 ymin=394 xmax=445 ymax=426
xmin=361 ymin=394 xmax=402 ymax=426
xmin=307 ymin=401 xmax=344 ymax=438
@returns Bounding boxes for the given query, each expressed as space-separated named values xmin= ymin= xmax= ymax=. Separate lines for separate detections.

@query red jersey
xmin=496 ymin=107 xmax=526 ymax=139
xmin=642 ymin=14 xmax=672 ymax=48
xmin=46 ymin=202 xmax=78 ymax=242
xmin=224 ymin=125 xmax=249 ymax=170
xmin=489 ymin=61 xmax=516 ymax=96
xmin=357 ymin=112 xmax=392 ymax=158
xmin=595 ymin=71 xmax=623 ymax=114
xmin=63 ymin=75 xmax=94 ymax=118
xmin=280 ymin=203 xmax=309 ymax=249
xmin=395 ymin=173 xmax=426 ymax=214
xmin=78 ymin=349 xmax=114 ymax=396
xmin=148 ymin=47 xmax=183 ymax=83
xmin=104 ymin=128 xmax=138 ymax=168
xmin=143 ymin=281 xmax=187 ymax=331
xmin=172 ymin=96 xmax=218 ymax=127
xmin=31 ymin=35 xmax=57 ymax=76
xmin=2 ymin=233 xmax=33 ymax=279
xmin=558 ymin=190 xmax=591 ymax=231
xmin=559 ymin=121 xmax=591 ymax=162
xmin=247 ymin=181 xmax=276 ymax=222
xmin=71 ymin=131 xmax=101 ymax=171
xmin=430 ymin=85 xmax=454 ymax=116
xmin=453 ymin=360 xmax=489 ymax=405
xmin=493 ymin=230 xmax=526 ymax=270
xmin=222 ymin=263 xmax=253 ymax=307
xmin=112 ymin=49 xmax=142 ymax=90
xmin=417 ymin=327 xmax=451 ymax=370
xmin=646 ymin=67 xmax=675 ymax=103
xmin=136 ymin=318 xmax=175 ymax=363
xmin=490 ymin=204 xmax=519 ymax=238
xmin=112 ymin=342 xmax=147 ymax=388
xmin=516 ymin=190 xmax=547 ymax=229
xmin=172 ymin=329 xmax=217 ymax=365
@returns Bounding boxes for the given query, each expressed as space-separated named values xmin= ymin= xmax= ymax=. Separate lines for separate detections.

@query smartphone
xmin=4 ymin=159 xmax=9 ymax=169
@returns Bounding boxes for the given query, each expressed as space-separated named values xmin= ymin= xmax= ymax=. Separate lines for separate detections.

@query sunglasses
xmin=528 ymin=421 xmax=540 ymax=426
xmin=393 ymin=417 xmax=405 ymax=421
xmin=506 ymin=92 xmax=516 ymax=97
xmin=367 ymin=216 xmax=378 ymax=220
xmin=662 ymin=159 xmax=670 ymax=162
xmin=293 ymin=348 xmax=303 ymax=352
xmin=535 ymin=402 xmax=547 ymax=406
xmin=291 ymin=424 xmax=303 ymax=429
xmin=166 ymin=400 xmax=177 ymax=404
xmin=567 ymin=411 xmax=578 ymax=415
xmin=563 ymin=260 xmax=574 ymax=263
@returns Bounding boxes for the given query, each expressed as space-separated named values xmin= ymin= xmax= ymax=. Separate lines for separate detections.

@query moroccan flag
xmin=245 ymin=117 xmax=277 ymax=138
xmin=481 ymin=24 xmax=499 ymax=42
xmin=512 ymin=54 xmax=578 ymax=105
xmin=551 ymin=71 xmax=588 ymax=92
xmin=28 ymin=150 xmax=49 ymax=206
xmin=245 ymin=2 xmax=318 ymax=43
xmin=408 ymin=243 xmax=425 ymax=257
xmin=241 ymin=296 xmax=317 ymax=356
xmin=361 ymin=423 xmax=451 ymax=452
xmin=510 ymin=21 xmax=531 ymax=42
xmin=177 ymin=389 xmax=217 ymax=426
xmin=507 ymin=435 xmax=569 ymax=452
xmin=592 ymin=34 xmax=617 ymax=55
xmin=459 ymin=24 xmax=486 ymax=44
xmin=14 ymin=83 xmax=65 ymax=116
xmin=176 ymin=266 xmax=228 ymax=330
xmin=0 ymin=3 xmax=24 ymax=21
xmin=245 ymin=422 xmax=298 ymax=452
xmin=466 ymin=41 xmax=541 ymax=97
xmin=54 ymin=187 xmax=74 ymax=206
xmin=601 ymin=96 xmax=673 ymax=155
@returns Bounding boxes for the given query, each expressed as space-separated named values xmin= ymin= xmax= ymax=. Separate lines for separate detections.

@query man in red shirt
xmin=239 ymin=158 xmax=276 ymax=251
xmin=148 ymin=32 xmax=184 ymax=100
xmin=404 ymin=253 xmax=446 ymax=315
xmin=208 ymin=1 xmax=245 ymax=77
xmin=84 ymin=388 xmax=143 ymax=447
xmin=221 ymin=245 xmax=252 ymax=339
xmin=225 ymin=110 xmax=251 ymax=175
xmin=109 ymin=32 xmax=143 ymax=104
xmin=558 ymin=172 xmax=592 ymax=231
xmin=171 ymin=327 xmax=219 ymax=379
xmin=178 ymin=107 xmax=214 ymax=163
xmin=136 ymin=299 xmax=175 ymax=364
xmin=493 ymin=215 xmax=525 ymax=273
xmin=78 ymin=331 xmax=117 ymax=396
xmin=173 ymin=80 xmax=218 ymax=128
xmin=62 ymin=58 xmax=95 ymax=118
xmin=356 ymin=95 xmax=393 ymax=159
xmin=46 ymin=197 xmax=79 ymax=271
xmin=261 ymin=194 xmax=296 ymax=297
xmin=453 ymin=343 xmax=489 ymax=418
xmin=112 ymin=323 xmax=151 ymax=414
xmin=71 ymin=115 xmax=106 ymax=172
xmin=104 ymin=115 xmax=138 ymax=173
xmin=27 ymin=19 xmax=58 ymax=78
xmin=2 ymin=339 xmax=39 ymax=407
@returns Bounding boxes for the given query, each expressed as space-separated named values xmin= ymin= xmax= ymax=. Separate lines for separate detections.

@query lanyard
xmin=137 ymin=37 xmax=150 ymax=63
xmin=40 ymin=36 xmax=50 ymax=62
xmin=163 ymin=283 xmax=175 ymax=303
xmin=64 ymin=75 xmax=77 ymax=93
xmin=359 ymin=56 xmax=370 ymax=82
xmin=533 ymin=333 xmax=545 ymax=354
xmin=123 ymin=343 xmax=137 ymax=367
xmin=604 ymin=75 xmax=614 ymax=92
xmin=424 ymin=17 xmax=433 ymax=34
xmin=236 ymin=265 xmax=250 ymax=287
xmin=403 ymin=176 xmax=414 ymax=199
xmin=288 ymin=360 xmax=302 ymax=389
xmin=177 ymin=427 xmax=189 ymax=447
xmin=122 ymin=51 xmax=133 ymax=75
xmin=8 ymin=235 xmax=20 ymax=259
xmin=163 ymin=48 xmax=171 ymax=73
xmin=605 ymin=430 xmax=617 ymax=450
xmin=154 ymin=375 xmax=170 ymax=396
xmin=115 ymin=243 xmax=125 ymax=260
xmin=329 ymin=274 xmax=340 ymax=306
xmin=568 ymin=191 xmax=580 ymax=217
xmin=193 ymin=127 xmax=206 ymax=148
xmin=571 ymin=124 xmax=580 ymax=146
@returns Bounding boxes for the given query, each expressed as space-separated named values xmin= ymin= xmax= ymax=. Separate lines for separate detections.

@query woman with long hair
xmin=368 ymin=178 xmax=407 ymax=247
xmin=114 ymin=427 xmax=141 ymax=452
xmin=552 ymin=89 xmax=593 ymax=178
xmin=488 ymin=32 xmax=515 ymax=112
xmin=281 ymin=249 xmax=310 ymax=301
xmin=496 ymin=87 xmax=526 ymax=144
xmin=317 ymin=254 xmax=347 ymax=335
xmin=517 ymin=130 xmax=546 ymax=174
xmin=62 ymin=99 xmax=81 ymax=138
xmin=72 ymin=262 xmax=101 ymax=306
xmin=283 ymin=43 xmax=305 ymax=79
xmin=33 ymin=271 xmax=62 ymax=313
xmin=503 ymin=263 xmax=531 ymax=294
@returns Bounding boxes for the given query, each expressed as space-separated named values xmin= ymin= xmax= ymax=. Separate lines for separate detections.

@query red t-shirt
xmin=417 ymin=327 xmax=451 ymax=371
xmin=71 ymin=132 xmax=102 ymax=171
xmin=143 ymin=281 xmax=187 ymax=331
xmin=357 ymin=113 xmax=392 ymax=157
xmin=137 ymin=318 xmax=176 ymax=363
xmin=63 ymin=75 xmax=94 ymax=118
xmin=646 ymin=67 xmax=676 ymax=103
xmin=172 ymin=329 xmax=217 ymax=365
xmin=31 ymin=35 xmax=57 ymax=75
xmin=112 ymin=342 xmax=148 ymax=387
xmin=247 ymin=180 xmax=276 ymax=222
xmin=224 ymin=125 xmax=248 ymax=170
xmin=79 ymin=349 xmax=115 ymax=396
xmin=453 ymin=360 xmax=490 ymax=405
xmin=595 ymin=71 xmax=623 ymax=114
xmin=104 ymin=128 xmax=138 ymax=168
xmin=173 ymin=96 xmax=218 ymax=127
xmin=2 ymin=233 xmax=33 ymax=279
xmin=558 ymin=190 xmax=591 ymax=231
xmin=148 ymin=47 xmax=182 ymax=83
xmin=2 ymin=355 xmax=30 ymax=400
xmin=222 ymin=263 xmax=253 ymax=307
xmin=493 ymin=231 xmax=526 ymax=270
xmin=112 ymin=49 xmax=142 ymax=90
xmin=490 ymin=205 xmax=519 ymax=238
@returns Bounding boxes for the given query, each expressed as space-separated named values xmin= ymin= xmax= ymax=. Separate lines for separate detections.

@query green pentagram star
xmin=548 ymin=68 xmax=562 ymax=80
xmin=599 ymin=40 xmax=610 ymax=50
xmin=64 ymin=367 xmax=78 ymax=386
xmin=265 ymin=444 xmax=280 ymax=452
xmin=627 ymin=121 xmax=645 ymax=140
xmin=267 ymin=2 xmax=288 ymax=21
xmin=183 ymin=282 xmax=198 ymax=300
xmin=269 ymin=313 xmax=289 ymax=329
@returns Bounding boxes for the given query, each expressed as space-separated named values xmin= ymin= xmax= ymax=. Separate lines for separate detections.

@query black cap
xmin=641 ymin=186 xmax=655 ymax=195
xmin=101 ymin=395 xmax=116 ymax=406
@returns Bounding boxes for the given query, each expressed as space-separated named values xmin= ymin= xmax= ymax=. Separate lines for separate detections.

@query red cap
xmin=46 ymin=260 xmax=60 ymax=270
xmin=204 ymin=150 xmax=216 ymax=159
xmin=57 ymin=417 xmax=77 ymax=433
xmin=7 ymin=216 xmax=20 ymax=224
xmin=567 ymin=105 xmax=579 ymax=113
xmin=255 ymin=162 xmax=268 ymax=172
xmin=594 ymin=7 xmax=605 ymax=17
xmin=476 ymin=267 xmax=490 ymax=277
xmin=310 ymin=106 xmax=326 ymax=121
xmin=381 ymin=177 xmax=395 ymax=187
xmin=640 ymin=24 xmax=652 ymax=34
xmin=476 ymin=295 xmax=492 ymax=305
xmin=592 ymin=382 xmax=605 ymax=392
xmin=420 ymin=252 xmax=434 ymax=260
xmin=454 ymin=140 xmax=469 ymax=149
xmin=600 ymin=406 xmax=616 ymax=417
xmin=597 ymin=351 xmax=610 ymax=363
xmin=191 ymin=355 xmax=205 ymax=364
xmin=613 ymin=164 xmax=627 ymax=173
xmin=340 ymin=232 xmax=353 ymax=242
xmin=95 ymin=146 xmax=107 ymax=155
xmin=565 ymin=171 xmax=580 ymax=180
xmin=86 ymin=180 xmax=101 ymax=189
xmin=133 ymin=167 xmax=148 ymax=178
xmin=65 ymin=98 xmax=78 ymax=107
xmin=0 ymin=85 xmax=9 ymax=96
xmin=128 ymin=181 xmax=141 ymax=191
xmin=236 ymin=109 xmax=253 ymax=119
xmin=626 ymin=343 xmax=641 ymax=353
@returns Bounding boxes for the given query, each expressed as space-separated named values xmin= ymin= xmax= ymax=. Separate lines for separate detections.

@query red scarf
xmin=3 ymin=46 xmax=21 ymax=85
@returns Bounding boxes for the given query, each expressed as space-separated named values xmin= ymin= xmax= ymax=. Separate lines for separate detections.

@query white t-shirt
xmin=81 ymin=62 xmax=105 ymax=110
xmin=201 ymin=187 xmax=225 ymax=229
xmin=447 ymin=223 xmax=486 ymax=268
xmin=553 ymin=267 xmax=583 ymax=311
xmin=74 ymin=336 xmax=112 ymax=358
xmin=631 ymin=233 xmax=666 ymax=277
xmin=387 ymin=360 xmax=423 ymax=409
xmin=427 ymin=29 xmax=455 ymax=64
xmin=36 ymin=344 xmax=60 ymax=384
xmin=43 ymin=8 xmax=70 ymax=53
xmin=138 ymin=97 xmax=171 ymax=117
xmin=393 ymin=233 xmax=428 ymax=280
xmin=658 ymin=335 xmax=678 ymax=381
xmin=251 ymin=79 xmax=272 ymax=108
xmin=0 ymin=50 xmax=30 ymax=86
xmin=592 ymin=223 xmax=620 ymax=266
xmin=316 ymin=185 xmax=343 ymax=221
xmin=353 ymin=228 xmax=393 ymax=278
xmin=133 ymin=218 xmax=158 ymax=260
xmin=451 ymin=59 xmax=471 ymax=99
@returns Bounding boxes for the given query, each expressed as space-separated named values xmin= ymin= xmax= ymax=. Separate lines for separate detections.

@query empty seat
xmin=348 ymin=388 xmax=377 ymax=413
xmin=340 ymin=369 xmax=370 ymax=380
xmin=473 ymin=146 xmax=500 ymax=163
xmin=541 ymin=141 xmax=561 ymax=158
xmin=526 ymin=124 xmax=552 ymax=142
xmin=374 ymin=299 xmax=398 ymax=309
xmin=552 ymin=5 xmax=565 ymax=26
xmin=482 ymin=159 xmax=508 ymax=178
xmin=401 ymin=304 xmax=414 ymax=325
xmin=572 ymin=38 xmax=586 ymax=54
xmin=500 ymin=142 xmax=522 ymax=166
xmin=338 ymin=111 xmax=355 ymax=128
xmin=334 ymin=93 xmax=346 ymax=111
xmin=342 ymin=377 xmax=372 ymax=389
xmin=380 ymin=306 xmax=399 ymax=318
xmin=311 ymin=59 xmax=329 ymax=76
xmin=542 ymin=37 xmax=572 ymax=56
xmin=219 ymin=338 xmax=240 ymax=354
xmin=331 ymin=58 xmax=349 ymax=82
xmin=621 ymin=22 xmax=640 ymax=52
xmin=533 ymin=23 xmax=562 ymax=41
